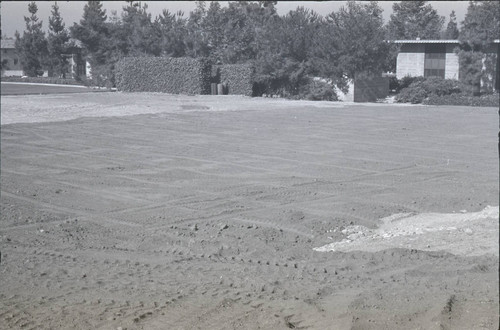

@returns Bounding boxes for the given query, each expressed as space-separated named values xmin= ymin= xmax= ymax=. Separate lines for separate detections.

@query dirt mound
xmin=314 ymin=206 xmax=499 ymax=256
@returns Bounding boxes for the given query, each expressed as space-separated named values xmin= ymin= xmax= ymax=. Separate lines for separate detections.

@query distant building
xmin=1 ymin=38 xmax=23 ymax=77
xmin=394 ymin=39 xmax=499 ymax=91
xmin=1 ymin=38 xmax=86 ymax=78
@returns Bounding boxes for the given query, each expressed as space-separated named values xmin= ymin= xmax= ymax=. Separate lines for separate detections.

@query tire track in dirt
xmin=9 ymin=120 xmax=439 ymax=181
xmin=2 ymin=97 xmax=498 ymax=329
xmin=0 ymin=191 xmax=147 ymax=230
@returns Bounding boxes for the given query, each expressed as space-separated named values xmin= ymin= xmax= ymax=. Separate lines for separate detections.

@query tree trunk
xmin=473 ymin=80 xmax=481 ymax=96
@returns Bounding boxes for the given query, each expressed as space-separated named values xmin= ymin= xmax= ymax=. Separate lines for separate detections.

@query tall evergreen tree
xmin=459 ymin=1 xmax=500 ymax=50
xmin=156 ymin=9 xmax=187 ymax=57
xmin=458 ymin=1 xmax=500 ymax=94
xmin=387 ymin=1 xmax=444 ymax=40
xmin=254 ymin=6 xmax=320 ymax=96
xmin=201 ymin=1 xmax=225 ymax=63
xmin=70 ymin=1 xmax=110 ymax=85
xmin=121 ymin=1 xmax=160 ymax=56
xmin=104 ymin=10 xmax=131 ymax=84
xmin=321 ymin=1 xmax=389 ymax=82
xmin=70 ymin=0 xmax=108 ymax=57
xmin=445 ymin=10 xmax=459 ymax=39
xmin=15 ymin=2 xmax=48 ymax=77
xmin=0 ymin=2 xmax=4 ymax=74
xmin=185 ymin=1 xmax=209 ymax=58
xmin=220 ymin=1 xmax=277 ymax=64
xmin=48 ymin=1 xmax=71 ymax=78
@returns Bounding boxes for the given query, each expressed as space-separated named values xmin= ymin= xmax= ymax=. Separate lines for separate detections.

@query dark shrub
xmin=422 ymin=77 xmax=462 ymax=96
xmin=297 ymin=79 xmax=338 ymax=101
xmin=388 ymin=76 xmax=399 ymax=92
xmin=396 ymin=84 xmax=428 ymax=103
xmin=389 ymin=75 xmax=426 ymax=94
xmin=396 ymin=77 xmax=463 ymax=103
xmin=397 ymin=75 xmax=426 ymax=92
xmin=423 ymin=93 xmax=499 ymax=107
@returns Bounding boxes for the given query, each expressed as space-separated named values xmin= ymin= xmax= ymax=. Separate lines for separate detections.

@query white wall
xmin=396 ymin=52 xmax=425 ymax=79
xmin=445 ymin=45 xmax=460 ymax=80
xmin=1 ymin=70 xmax=23 ymax=77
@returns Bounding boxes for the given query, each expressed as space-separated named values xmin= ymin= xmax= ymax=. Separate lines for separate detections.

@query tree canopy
xmin=15 ymin=2 xmax=48 ymax=77
xmin=13 ymin=0 xmax=476 ymax=96
xmin=120 ymin=1 xmax=160 ymax=57
xmin=444 ymin=10 xmax=459 ymax=39
xmin=324 ymin=1 xmax=389 ymax=80
xmin=70 ymin=1 xmax=108 ymax=64
xmin=387 ymin=1 xmax=444 ymax=40
xmin=459 ymin=0 xmax=500 ymax=50
xmin=70 ymin=0 xmax=111 ymax=85
xmin=47 ymin=1 xmax=71 ymax=77
xmin=457 ymin=1 xmax=500 ymax=94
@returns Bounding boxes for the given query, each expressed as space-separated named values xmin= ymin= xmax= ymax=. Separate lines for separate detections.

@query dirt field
xmin=1 ymin=91 xmax=498 ymax=329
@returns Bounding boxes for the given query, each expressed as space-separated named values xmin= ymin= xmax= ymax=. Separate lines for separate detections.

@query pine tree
xmin=71 ymin=0 xmax=108 ymax=58
xmin=15 ymin=2 xmax=48 ymax=77
xmin=156 ymin=9 xmax=187 ymax=57
xmin=459 ymin=1 xmax=500 ymax=50
xmin=201 ymin=1 xmax=225 ymax=63
xmin=445 ymin=10 xmax=459 ymax=39
xmin=70 ymin=1 xmax=108 ymax=61
xmin=70 ymin=1 xmax=109 ymax=85
xmin=458 ymin=1 xmax=500 ymax=94
xmin=185 ymin=1 xmax=210 ymax=58
xmin=48 ymin=1 xmax=71 ymax=78
xmin=387 ymin=1 xmax=444 ymax=40
xmin=121 ymin=1 xmax=160 ymax=56
xmin=220 ymin=2 xmax=260 ymax=64
xmin=254 ymin=6 xmax=320 ymax=96
xmin=324 ymin=1 xmax=389 ymax=80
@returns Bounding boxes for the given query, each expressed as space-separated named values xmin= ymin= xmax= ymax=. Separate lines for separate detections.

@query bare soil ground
xmin=1 ymin=91 xmax=498 ymax=329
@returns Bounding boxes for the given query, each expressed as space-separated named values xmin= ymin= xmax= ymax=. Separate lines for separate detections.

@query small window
xmin=14 ymin=58 xmax=18 ymax=65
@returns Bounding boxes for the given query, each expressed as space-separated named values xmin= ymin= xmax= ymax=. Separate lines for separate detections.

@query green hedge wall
xmin=115 ymin=57 xmax=211 ymax=94
xmin=220 ymin=64 xmax=254 ymax=96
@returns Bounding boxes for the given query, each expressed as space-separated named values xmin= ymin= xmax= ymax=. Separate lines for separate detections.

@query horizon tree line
xmin=8 ymin=1 xmax=500 ymax=97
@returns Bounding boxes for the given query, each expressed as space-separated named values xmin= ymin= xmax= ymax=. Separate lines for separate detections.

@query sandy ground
xmin=0 ymin=91 xmax=498 ymax=329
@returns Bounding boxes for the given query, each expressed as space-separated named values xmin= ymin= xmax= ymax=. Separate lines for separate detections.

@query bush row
xmin=389 ymin=76 xmax=426 ymax=93
xmin=219 ymin=64 xmax=254 ymax=96
xmin=115 ymin=57 xmax=211 ymax=94
xmin=297 ymin=79 xmax=338 ymax=101
xmin=423 ymin=93 xmax=499 ymax=107
xmin=395 ymin=77 xmax=463 ymax=104
xmin=0 ymin=76 xmax=84 ymax=86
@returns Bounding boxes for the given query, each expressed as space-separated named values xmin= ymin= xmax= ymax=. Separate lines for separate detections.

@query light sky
xmin=1 ymin=1 xmax=470 ymax=39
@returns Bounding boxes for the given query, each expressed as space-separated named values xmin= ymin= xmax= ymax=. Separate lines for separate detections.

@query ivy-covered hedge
xmin=115 ymin=57 xmax=211 ymax=94
xmin=220 ymin=64 xmax=254 ymax=96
